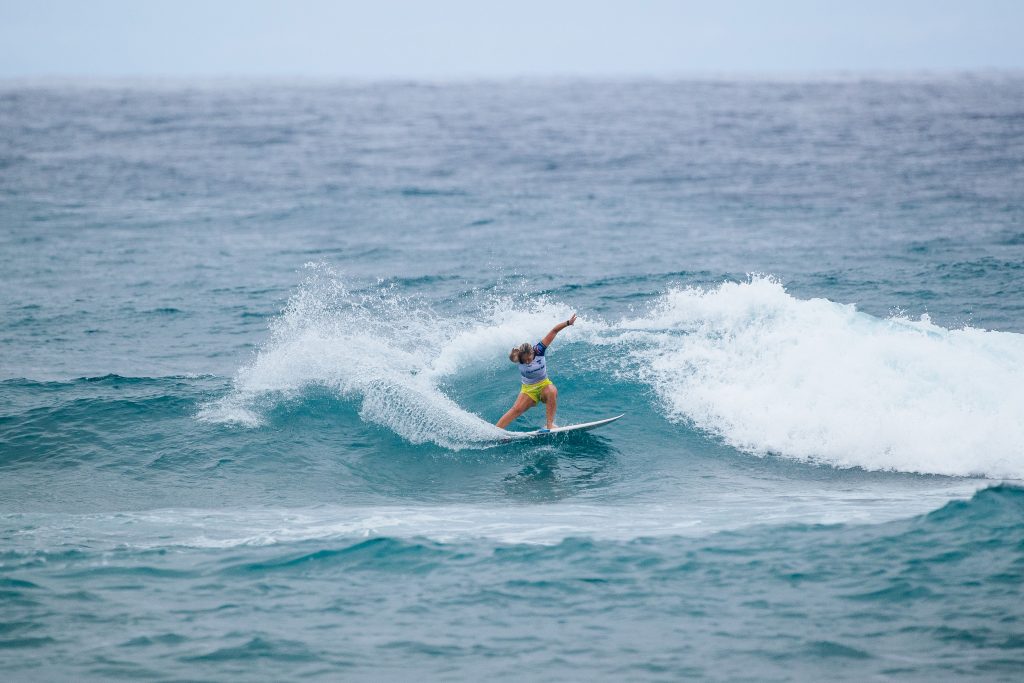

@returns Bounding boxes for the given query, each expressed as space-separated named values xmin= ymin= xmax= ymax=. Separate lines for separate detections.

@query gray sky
xmin=1 ymin=0 xmax=1022 ymax=79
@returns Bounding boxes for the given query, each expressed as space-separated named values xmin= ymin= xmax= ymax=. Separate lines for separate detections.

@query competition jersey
xmin=518 ymin=341 xmax=548 ymax=384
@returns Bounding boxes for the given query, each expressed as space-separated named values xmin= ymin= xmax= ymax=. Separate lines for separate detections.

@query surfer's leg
xmin=496 ymin=392 xmax=536 ymax=429
xmin=540 ymin=384 xmax=557 ymax=429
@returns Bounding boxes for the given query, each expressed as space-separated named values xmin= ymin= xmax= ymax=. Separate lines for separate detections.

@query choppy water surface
xmin=2 ymin=76 xmax=1023 ymax=680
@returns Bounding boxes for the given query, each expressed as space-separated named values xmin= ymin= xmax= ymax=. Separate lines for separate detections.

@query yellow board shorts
xmin=520 ymin=378 xmax=553 ymax=404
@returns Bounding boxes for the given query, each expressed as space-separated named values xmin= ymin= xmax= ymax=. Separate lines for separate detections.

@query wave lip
xmin=611 ymin=276 xmax=1024 ymax=478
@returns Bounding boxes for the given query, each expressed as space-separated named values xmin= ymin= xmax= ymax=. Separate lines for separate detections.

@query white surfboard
xmin=505 ymin=414 xmax=624 ymax=439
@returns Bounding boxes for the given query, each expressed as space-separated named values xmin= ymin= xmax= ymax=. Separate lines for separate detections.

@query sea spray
xmin=199 ymin=264 xmax=578 ymax=448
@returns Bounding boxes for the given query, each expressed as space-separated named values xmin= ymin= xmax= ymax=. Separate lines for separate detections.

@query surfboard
xmin=505 ymin=414 xmax=624 ymax=439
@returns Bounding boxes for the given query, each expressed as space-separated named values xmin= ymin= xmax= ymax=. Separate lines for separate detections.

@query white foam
xmin=605 ymin=276 xmax=1024 ymax=479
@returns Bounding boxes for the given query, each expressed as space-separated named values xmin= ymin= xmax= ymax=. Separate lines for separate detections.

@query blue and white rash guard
xmin=518 ymin=341 xmax=548 ymax=384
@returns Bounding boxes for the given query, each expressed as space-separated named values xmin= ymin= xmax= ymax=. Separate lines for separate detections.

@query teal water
xmin=2 ymin=76 xmax=1023 ymax=680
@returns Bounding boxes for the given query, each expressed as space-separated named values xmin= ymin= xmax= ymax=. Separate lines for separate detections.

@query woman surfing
xmin=496 ymin=314 xmax=576 ymax=431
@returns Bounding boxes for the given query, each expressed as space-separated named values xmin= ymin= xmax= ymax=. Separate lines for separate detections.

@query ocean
xmin=1 ymin=75 xmax=1023 ymax=680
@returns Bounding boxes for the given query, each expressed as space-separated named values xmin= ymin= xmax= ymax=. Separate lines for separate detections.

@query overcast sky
xmin=1 ymin=0 xmax=1022 ymax=79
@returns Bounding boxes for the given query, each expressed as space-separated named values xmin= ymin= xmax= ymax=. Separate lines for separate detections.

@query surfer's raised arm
xmin=541 ymin=314 xmax=576 ymax=347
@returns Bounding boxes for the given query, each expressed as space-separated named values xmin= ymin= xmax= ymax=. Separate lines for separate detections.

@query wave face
xmin=201 ymin=268 xmax=1024 ymax=478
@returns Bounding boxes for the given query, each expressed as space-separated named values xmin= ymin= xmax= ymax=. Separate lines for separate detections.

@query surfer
xmin=497 ymin=314 xmax=577 ymax=431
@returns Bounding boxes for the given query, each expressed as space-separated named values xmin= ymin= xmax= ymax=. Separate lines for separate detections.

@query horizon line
xmin=2 ymin=68 xmax=1023 ymax=87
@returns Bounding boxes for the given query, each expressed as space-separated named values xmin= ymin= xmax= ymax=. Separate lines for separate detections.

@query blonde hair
xmin=509 ymin=342 xmax=533 ymax=363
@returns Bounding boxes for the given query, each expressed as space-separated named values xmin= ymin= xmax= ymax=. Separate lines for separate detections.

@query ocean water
xmin=2 ymin=76 xmax=1023 ymax=680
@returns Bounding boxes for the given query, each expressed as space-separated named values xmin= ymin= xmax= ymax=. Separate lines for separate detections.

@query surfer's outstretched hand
xmin=542 ymin=314 xmax=577 ymax=347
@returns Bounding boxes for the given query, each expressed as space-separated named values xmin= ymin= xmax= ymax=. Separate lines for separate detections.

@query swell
xmin=3 ymin=485 xmax=1020 ymax=568
xmin=0 ymin=375 xmax=218 ymax=468
xmin=3 ymin=487 xmax=1020 ymax=680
